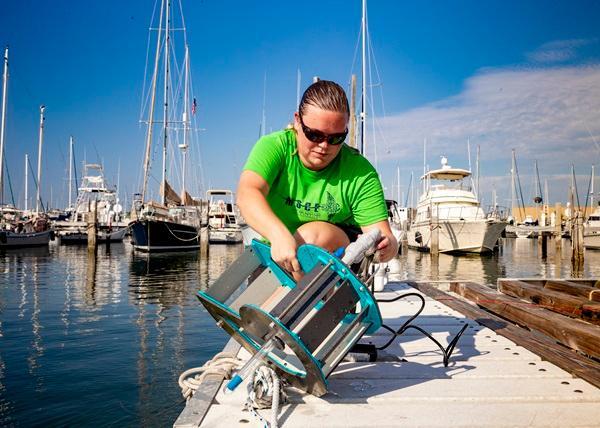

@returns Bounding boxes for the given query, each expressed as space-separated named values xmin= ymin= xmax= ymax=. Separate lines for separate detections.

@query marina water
xmin=1 ymin=239 xmax=600 ymax=426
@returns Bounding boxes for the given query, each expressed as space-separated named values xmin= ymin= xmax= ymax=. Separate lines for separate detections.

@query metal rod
xmin=36 ymin=105 xmax=45 ymax=213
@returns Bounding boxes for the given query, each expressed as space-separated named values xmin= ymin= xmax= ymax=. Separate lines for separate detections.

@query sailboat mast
xmin=181 ymin=44 xmax=189 ymax=199
xmin=36 ymin=105 xmax=45 ymax=213
xmin=141 ymin=0 xmax=165 ymax=203
xmin=476 ymin=144 xmax=480 ymax=201
xmin=0 ymin=46 xmax=8 ymax=206
xmin=591 ymin=165 xmax=595 ymax=209
xmin=161 ymin=0 xmax=171 ymax=206
xmin=296 ymin=68 xmax=301 ymax=108
xmin=510 ymin=149 xmax=516 ymax=219
xmin=24 ymin=154 xmax=28 ymax=211
xmin=360 ymin=0 xmax=367 ymax=156
xmin=396 ymin=165 xmax=400 ymax=204
xmin=261 ymin=72 xmax=267 ymax=136
xmin=68 ymin=135 xmax=73 ymax=208
xmin=349 ymin=74 xmax=357 ymax=149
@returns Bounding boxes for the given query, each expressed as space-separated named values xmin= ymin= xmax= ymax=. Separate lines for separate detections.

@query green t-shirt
xmin=243 ymin=129 xmax=388 ymax=234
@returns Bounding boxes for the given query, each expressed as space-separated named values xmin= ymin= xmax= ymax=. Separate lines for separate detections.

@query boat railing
xmin=420 ymin=205 xmax=488 ymax=222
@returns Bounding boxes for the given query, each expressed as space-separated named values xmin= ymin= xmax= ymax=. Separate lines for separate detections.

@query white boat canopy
xmin=421 ymin=156 xmax=471 ymax=181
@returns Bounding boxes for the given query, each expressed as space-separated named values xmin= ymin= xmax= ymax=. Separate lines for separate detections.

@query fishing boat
xmin=206 ymin=189 xmax=243 ymax=244
xmin=53 ymin=163 xmax=127 ymax=243
xmin=128 ymin=0 xmax=202 ymax=252
xmin=407 ymin=157 xmax=506 ymax=253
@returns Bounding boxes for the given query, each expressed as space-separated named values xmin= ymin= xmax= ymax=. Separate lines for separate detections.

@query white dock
xmin=176 ymin=281 xmax=600 ymax=427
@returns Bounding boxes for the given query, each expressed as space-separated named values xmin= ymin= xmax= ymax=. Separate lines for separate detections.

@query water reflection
xmin=2 ymin=237 xmax=600 ymax=426
xmin=396 ymin=237 xmax=600 ymax=284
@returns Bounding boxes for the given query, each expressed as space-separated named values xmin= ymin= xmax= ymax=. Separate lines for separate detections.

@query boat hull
xmin=129 ymin=218 xmax=200 ymax=252
xmin=407 ymin=220 xmax=506 ymax=253
xmin=583 ymin=229 xmax=600 ymax=249
xmin=0 ymin=229 xmax=52 ymax=248
xmin=208 ymin=227 xmax=243 ymax=244
xmin=58 ymin=226 xmax=128 ymax=244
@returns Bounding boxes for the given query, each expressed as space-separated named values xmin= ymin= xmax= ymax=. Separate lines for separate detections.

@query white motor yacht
xmin=206 ymin=189 xmax=244 ymax=244
xmin=53 ymin=164 xmax=127 ymax=243
xmin=583 ymin=205 xmax=600 ymax=249
xmin=407 ymin=157 xmax=506 ymax=253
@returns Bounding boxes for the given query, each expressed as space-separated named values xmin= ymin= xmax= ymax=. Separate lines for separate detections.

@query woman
xmin=237 ymin=80 xmax=398 ymax=276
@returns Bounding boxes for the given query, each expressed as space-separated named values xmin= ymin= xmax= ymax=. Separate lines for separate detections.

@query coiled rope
xmin=178 ymin=352 xmax=244 ymax=401
xmin=245 ymin=365 xmax=285 ymax=428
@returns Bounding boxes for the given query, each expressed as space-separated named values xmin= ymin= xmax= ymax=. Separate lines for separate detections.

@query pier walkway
xmin=176 ymin=281 xmax=600 ymax=427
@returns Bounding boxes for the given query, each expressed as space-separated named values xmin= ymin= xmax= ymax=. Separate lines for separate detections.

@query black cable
xmin=375 ymin=292 xmax=469 ymax=367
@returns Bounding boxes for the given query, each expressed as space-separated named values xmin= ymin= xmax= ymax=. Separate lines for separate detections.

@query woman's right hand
xmin=270 ymin=232 xmax=303 ymax=279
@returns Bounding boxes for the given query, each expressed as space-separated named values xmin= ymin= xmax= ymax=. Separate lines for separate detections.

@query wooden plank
xmin=405 ymin=281 xmax=600 ymax=389
xmin=449 ymin=281 xmax=600 ymax=360
xmin=174 ymin=338 xmax=241 ymax=428
xmin=498 ymin=279 xmax=600 ymax=324
xmin=543 ymin=279 xmax=599 ymax=301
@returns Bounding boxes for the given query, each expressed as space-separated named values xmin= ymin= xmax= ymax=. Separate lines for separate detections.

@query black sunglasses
xmin=298 ymin=114 xmax=348 ymax=146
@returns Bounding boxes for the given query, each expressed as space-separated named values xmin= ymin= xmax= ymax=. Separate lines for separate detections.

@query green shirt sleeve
xmin=351 ymin=168 xmax=389 ymax=226
xmin=243 ymin=132 xmax=287 ymax=186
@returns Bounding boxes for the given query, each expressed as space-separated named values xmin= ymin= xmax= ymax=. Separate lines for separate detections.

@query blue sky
xmin=1 ymin=0 xmax=600 ymax=210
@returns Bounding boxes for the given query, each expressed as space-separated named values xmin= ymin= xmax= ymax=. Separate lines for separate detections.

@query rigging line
xmin=177 ymin=0 xmax=189 ymax=46
xmin=139 ymin=0 xmax=161 ymax=123
xmin=514 ymin=155 xmax=526 ymax=220
xmin=572 ymin=165 xmax=581 ymax=211
xmin=535 ymin=161 xmax=543 ymax=200
xmin=349 ymin=19 xmax=363 ymax=80
xmin=3 ymin=154 xmax=16 ymax=206
xmin=583 ymin=122 xmax=600 ymax=156
xmin=27 ymin=155 xmax=45 ymax=212
xmin=584 ymin=166 xmax=592 ymax=215
xmin=367 ymin=22 xmax=389 ymax=153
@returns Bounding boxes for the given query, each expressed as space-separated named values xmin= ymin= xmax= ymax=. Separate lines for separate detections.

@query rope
xmin=164 ymin=221 xmax=203 ymax=242
xmin=178 ymin=351 xmax=244 ymax=401
xmin=245 ymin=365 xmax=285 ymax=428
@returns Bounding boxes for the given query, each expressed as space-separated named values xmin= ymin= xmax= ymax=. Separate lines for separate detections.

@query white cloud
xmin=375 ymin=63 xmax=600 ymax=174
xmin=526 ymin=39 xmax=591 ymax=64
xmin=372 ymin=41 xmax=600 ymax=205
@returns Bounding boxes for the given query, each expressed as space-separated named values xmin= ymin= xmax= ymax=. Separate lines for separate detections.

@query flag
xmin=192 ymin=98 xmax=197 ymax=115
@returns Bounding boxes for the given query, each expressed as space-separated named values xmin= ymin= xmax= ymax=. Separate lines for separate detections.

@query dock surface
xmin=181 ymin=282 xmax=600 ymax=427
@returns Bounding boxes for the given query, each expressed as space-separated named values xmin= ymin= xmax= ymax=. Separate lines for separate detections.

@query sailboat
xmin=128 ymin=0 xmax=202 ymax=252
xmin=0 ymin=47 xmax=53 ymax=248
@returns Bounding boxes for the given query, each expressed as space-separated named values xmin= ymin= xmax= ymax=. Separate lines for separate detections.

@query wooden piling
xmin=554 ymin=203 xmax=562 ymax=251
xmin=539 ymin=231 xmax=548 ymax=259
xmin=87 ymin=200 xmax=97 ymax=252
xmin=571 ymin=213 xmax=584 ymax=268
xmin=200 ymin=226 xmax=209 ymax=259
xmin=430 ymin=216 xmax=439 ymax=256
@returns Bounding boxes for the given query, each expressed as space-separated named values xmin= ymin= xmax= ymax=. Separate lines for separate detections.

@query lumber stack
xmin=449 ymin=279 xmax=600 ymax=361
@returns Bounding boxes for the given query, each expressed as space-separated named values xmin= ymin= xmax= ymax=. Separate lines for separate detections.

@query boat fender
xmin=49 ymin=230 xmax=56 ymax=241
xmin=414 ymin=231 xmax=422 ymax=244
xmin=0 ymin=231 xmax=6 ymax=243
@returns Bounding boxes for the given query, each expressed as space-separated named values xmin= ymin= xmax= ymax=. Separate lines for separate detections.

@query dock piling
xmin=430 ymin=216 xmax=439 ymax=256
xmin=87 ymin=200 xmax=98 ymax=252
